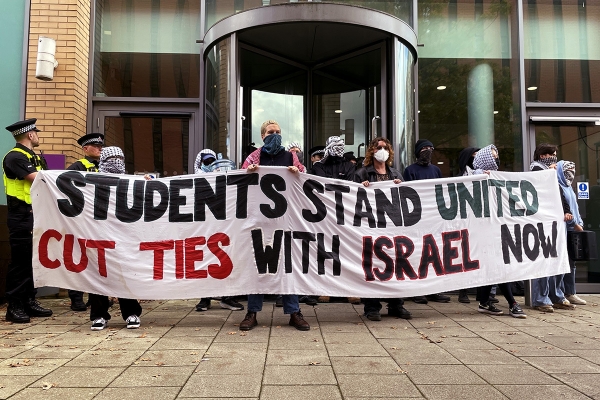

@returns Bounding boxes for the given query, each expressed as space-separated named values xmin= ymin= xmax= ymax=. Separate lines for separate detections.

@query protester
xmin=65 ymin=133 xmax=104 ymax=311
xmin=557 ymin=160 xmax=586 ymax=306
xmin=239 ymin=120 xmax=309 ymax=331
xmin=403 ymin=139 xmax=451 ymax=304
xmin=530 ymin=144 xmax=576 ymax=312
xmin=193 ymin=148 xmax=246 ymax=312
xmin=287 ymin=141 xmax=303 ymax=163
xmin=89 ymin=146 xmax=142 ymax=330
xmin=456 ymin=147 xmax=480 ymax=303
xmin=312 ymin=136 xmax=360 ymax=305
xmin=354 ymin=137 xmax=411 ymax=320
xmin=467 ymin=144 xmax=526 ymax=318
xmin=3 ymin=118 xmax=53 ymax=323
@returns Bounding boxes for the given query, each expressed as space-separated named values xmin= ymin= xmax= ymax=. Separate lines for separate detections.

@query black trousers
xmin=89 ymin=293 xmax=142 ymax=321
xmin=363 ymin=298 xmax=403 ymax=313
xmin=68 ymin=290 xmax=85 ymax=302
xmin=6 ymin=208 xmax=36 ymax=303
xmin=476 ymin=283 xmax=515 ymax=306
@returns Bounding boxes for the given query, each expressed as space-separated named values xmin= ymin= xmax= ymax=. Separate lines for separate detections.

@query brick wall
xmin=26 ymin=0 xmax=91 ymax=167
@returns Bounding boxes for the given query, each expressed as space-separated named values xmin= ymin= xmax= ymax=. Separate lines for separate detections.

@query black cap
xmin=415 ymin=139 xmax=434 ymax=156
xmin=77 ymin=133 xmax=104 ymax=147
xmin=309 ymin=145 xmax=325 ymax=157
xmin=343 ymin=151 xmax=357 ymax=162
xmin=5 ymin=118 xmax=41 ymax=137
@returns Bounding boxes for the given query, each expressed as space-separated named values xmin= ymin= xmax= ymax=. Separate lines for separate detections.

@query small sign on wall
xmin=578 ymin=182 xmax=589 ymax=200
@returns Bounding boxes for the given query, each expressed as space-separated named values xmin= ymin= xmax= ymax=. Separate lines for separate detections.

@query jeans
xmin=563 ymin=258 xmax=576 ymax=296
xmin=532 ymin=275 xmax=566 ymax=306
xmin=248 ymin=294 xmax=299 ymax=314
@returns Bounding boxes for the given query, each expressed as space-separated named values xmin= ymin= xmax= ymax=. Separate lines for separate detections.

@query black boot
xmin=70 ymin=298 xmax=87 ymax=312
xmin=25 ymin=298 xmax=53 ymax=317
xmin=6 ymin=302 xmax=30 ymax=323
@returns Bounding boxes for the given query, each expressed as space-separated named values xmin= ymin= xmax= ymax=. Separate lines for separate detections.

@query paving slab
xmin=33 ymin=366 xmax=125 ymax=387
xmin=495 ymin=384 xmax=591 ymax=400
xmin=6 ymin=387 xmax=102 ymax=400
xmin=401 ymin=364 xmax=487 ymax=385
xmin=336 ymin=374 xmax=421 ymax=398
xmin=109 ymin=365 xmax=195 ymax=387
xmin=521 ymin=356 xmax=600 ymax=374
xmin=417 ymin=384 xmax=508 ymax=400
xmin=330 ymin=356 xmax=401 ymax=374
xmin=95 ymin=386 xmax=180 ymax=400
xmin=0 ymin=375 xmax=42 ymax=399
xmin=468 ymin=364 xmax=560 ymax=385
xmin=553 ymin=373 xmax=600 ymax=398
xmin=179 ymin=373 xmax=262 ymax=397
xmin=260 ymin=385 xmax=342 ymax=400
xmin=266 ymin=349 xmax=331 ymax=365
xmin=263 ymin=365 xmax=337 ymax=385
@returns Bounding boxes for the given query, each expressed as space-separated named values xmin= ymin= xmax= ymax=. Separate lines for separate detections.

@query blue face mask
xmin=200 ymin=163 xmax=212 ymax=173
xmin=262 ymin=134 xmax=283 ymax=155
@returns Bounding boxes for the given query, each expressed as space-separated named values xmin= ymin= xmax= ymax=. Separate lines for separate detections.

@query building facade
xmin=2 ymin=0 xmax=600 ymax=291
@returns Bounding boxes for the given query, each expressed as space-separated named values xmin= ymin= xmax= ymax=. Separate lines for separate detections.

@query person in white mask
xmin=353 ymin=137 xmax=411 ymax=321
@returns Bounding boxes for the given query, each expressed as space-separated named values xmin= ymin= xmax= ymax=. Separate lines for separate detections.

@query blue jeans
xmin=563 ymin=258 xmax=576 ymax=296
xmin=248 ymin=294 xmax=300 ymax=314
xmin=532 ymin=274 xmax=567 ymax=306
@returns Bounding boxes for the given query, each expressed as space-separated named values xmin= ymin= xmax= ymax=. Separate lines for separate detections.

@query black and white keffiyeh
xmin=194 ymin=149 xmax=217 ymax=174
xmin=473 ymin=144 xmax=498 ymax=172
xmin=320 ymin=136 xmax=345 ymax=163
xmin=286 ymin=142 xmax=302 ymax=152
xmin=99 ymin=146 xmax=125 ymax=174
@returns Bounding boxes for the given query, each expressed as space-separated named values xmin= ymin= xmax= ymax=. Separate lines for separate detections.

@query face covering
xmin=100 ymin=158 xmax=125 ymax=174
xmin=495 ymin=158 xmax=500 ymax=168
xmin=562 ymin=161 xmax=576 ymax=186
xmin=417 ymin=148 xmax=433 ymax=166
xmin=564 ymin=170 xmax=575 ymax=186
xmin=540 ymin=155 xmax=557 ymax=167
xmin=296 ymin=151 xmax=304 ymax=161
xmin=374 ymin=148 xmax=389 ymax=163
xmin=201 ymin=163 xmax=213 ymax=173
xmin=262 ymin=134 xmax=283 ymax=155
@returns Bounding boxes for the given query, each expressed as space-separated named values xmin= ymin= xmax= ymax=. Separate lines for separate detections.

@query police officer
xmin=66 ymin=133 xmax=104 ymax=311
xmin=3 ymin=118 xmax=53 ymax=323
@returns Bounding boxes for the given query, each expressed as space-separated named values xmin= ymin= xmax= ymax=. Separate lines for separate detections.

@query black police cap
xmin=309 ymin=145 xmax=325 ymax=157
xmin=78 ymin=133 xmax=105 ymax=147
xmin=5 ymin=118 xmax=41 ymax=137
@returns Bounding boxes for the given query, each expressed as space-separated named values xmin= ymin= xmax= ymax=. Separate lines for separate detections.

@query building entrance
xmin=202 ymin=3 xmax=417 ymax=170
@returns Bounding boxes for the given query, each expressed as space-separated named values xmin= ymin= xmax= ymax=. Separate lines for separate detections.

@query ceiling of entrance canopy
xmin=238 ymin=22 xmax=390 ymax=65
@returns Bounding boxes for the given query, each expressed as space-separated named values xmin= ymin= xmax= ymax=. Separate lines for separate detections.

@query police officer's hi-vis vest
xmin=78 ymin=158 xmax=98 ymax=172
xmin=3 ymin=147 xmax=45 ymax=204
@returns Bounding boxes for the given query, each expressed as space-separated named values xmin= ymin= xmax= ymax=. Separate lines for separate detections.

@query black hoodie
xmin=458 ymin=147 xmax=479 ymax=176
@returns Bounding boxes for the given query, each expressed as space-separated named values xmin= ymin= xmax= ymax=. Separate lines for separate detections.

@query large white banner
xmin=32 ymin=168 xmax=569 ymax=299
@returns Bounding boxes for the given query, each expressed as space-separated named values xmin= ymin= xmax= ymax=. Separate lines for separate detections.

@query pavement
xmin=1 ymin=294 xmax=600 ymax=400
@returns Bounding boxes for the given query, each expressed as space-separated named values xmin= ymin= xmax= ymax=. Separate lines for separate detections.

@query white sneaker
xmin=126 ymin=315 xmax=140 ymax=329
xmin=91 ymin=317 xmax=107 ymax=331
xmin=566 ymin=294 xmax=587 ymax=305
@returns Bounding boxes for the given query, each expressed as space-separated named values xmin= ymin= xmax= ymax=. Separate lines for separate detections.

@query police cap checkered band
xmin=5 ymin=118 xmax=40 ymax=137
xmin=78 ymin=133 xmax=105 ymax=147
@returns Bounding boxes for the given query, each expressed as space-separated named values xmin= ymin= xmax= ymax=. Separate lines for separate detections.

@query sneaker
xmin=220 ymin=298 xmax=244 ymax=311
xmin=195 ymin=298 xmax=212 ymax=312
xmin=427 ymin=293 xmax=451 ymax=303
xmin=275 ymin=295 xmax=283 ymax=307
xmin=126 ymin=315 xmax=140 ymax=329
xmin=91 ymin=317 xmax=107 ymax=331
xmin=489 ymin=295 xmax=499 ymax=304
xmin=533 ymin=304 xmax=554 ymax=313
xmin=566 ymin=294 xmax=587 ymax=305
xmin=388 ymin=304 xmax=412 ymax=319
xmin=478 ymin=303 xmax=503 ymax=315
xmin=553 ymin=300 xmax=576 ymax=310
xmin=509 ymin=303 xmax=527 ymax=318
xmin=299 ymin=296 xmax=318 ymax=306
xmin=364 ymin=311 xmax=382 ymax=321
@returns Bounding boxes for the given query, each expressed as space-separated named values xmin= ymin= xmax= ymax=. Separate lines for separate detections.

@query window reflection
xmin=94 ymin=0 xmax=201 ymax=98
xmin=418 ymin=0 xmax=522 ymax=176
xmin=524 ymin=1 xmax=600 ymax=103
xmin=205 ymin=38 xmax=230 ymax=160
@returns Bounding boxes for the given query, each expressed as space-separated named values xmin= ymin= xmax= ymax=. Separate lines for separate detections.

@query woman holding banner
xmin=354 ymin=137 xmax=412 ymax=321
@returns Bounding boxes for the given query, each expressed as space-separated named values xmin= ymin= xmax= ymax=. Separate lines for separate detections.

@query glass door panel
xmin=535 ymin=124 xmax=600 ymax=284
xmin=102 ymin=115 xmax=190 ymax=177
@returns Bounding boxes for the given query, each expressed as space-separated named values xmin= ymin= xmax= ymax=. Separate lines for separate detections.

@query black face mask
xmin=296 ymin=151 xmax=304 ymax=161
xmin=467 ymin=156 xmax=475 ymax=169
xmin=417 ymin=149 xmax=433 ymax=166
xmin=495 ymin=158 xmax=500 ymax=167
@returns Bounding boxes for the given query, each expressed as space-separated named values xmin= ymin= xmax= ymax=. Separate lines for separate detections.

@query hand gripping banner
xmin=31 ymin=168 xmax=569 ymax=299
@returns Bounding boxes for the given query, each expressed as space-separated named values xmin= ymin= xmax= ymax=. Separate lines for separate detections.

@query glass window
xmin=395 ymin=39 xmax=414 ymax=172
xmin=417 ymin=0 xmax=522 ymax=176
xmin=205 ymin=37 xmax=231 ymax=160
xmin=205 ymin=0 xmax=413 ymax=33
xmin=94 ymin=0 xmax=201 ymax=98
xmin=524 ymin=1 xmax=600 ymax=102
xmin=252 ymin=90 xmax=304 ymax=151
xmin=104 ymin=116 xmax=189 ymax=176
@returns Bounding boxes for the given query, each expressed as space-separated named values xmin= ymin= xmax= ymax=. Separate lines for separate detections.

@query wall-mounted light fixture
xmin=35 ymin=36 xmax=58 ymax=81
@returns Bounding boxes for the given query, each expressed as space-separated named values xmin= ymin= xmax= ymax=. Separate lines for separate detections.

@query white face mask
xmin=374 ymin=148 xmax=389 ymax=163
